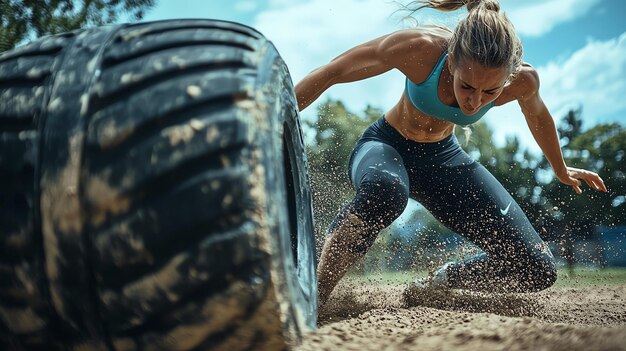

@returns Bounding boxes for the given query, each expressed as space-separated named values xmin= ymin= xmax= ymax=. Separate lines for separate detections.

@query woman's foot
xmin=317 ymin=213 xmax=370 ymax=307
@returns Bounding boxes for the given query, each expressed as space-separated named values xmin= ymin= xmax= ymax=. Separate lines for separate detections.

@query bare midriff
xmin=384 ymin=94 xmax=456 ymax=143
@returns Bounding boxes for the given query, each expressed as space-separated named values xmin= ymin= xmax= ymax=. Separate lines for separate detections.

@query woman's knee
xmin=338 ymin=172 xmax=408 ymax=254
xmin=355 ymin=171 xmax=409 ymax=226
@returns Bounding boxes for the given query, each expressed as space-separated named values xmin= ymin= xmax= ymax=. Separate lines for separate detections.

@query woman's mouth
xmin=465 ymin=105 xmax=478 ymax=114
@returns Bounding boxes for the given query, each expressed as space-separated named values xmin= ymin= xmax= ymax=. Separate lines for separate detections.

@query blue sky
xmin=143 ymin=0 xmax=626 ymax=152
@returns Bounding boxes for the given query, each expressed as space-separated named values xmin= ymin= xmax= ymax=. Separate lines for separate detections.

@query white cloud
xmin=235 ymin=1 xmax=258 ymax=12
xmin=539 ymin=33 xmax=626 ymax=117
xmin=502 ymin=0 xmax=601 ymax=37
xmin=485 ymin=32 xmax=626 ymax=152
xmin=254 ymin=0 xmax=405 ymax=121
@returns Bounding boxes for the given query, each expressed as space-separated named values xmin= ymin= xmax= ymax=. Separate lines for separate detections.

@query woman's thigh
xmin=347 ymin=140 xmax=411 ymax=226
xmin=349 ymin=140 xmax=409 ymax=192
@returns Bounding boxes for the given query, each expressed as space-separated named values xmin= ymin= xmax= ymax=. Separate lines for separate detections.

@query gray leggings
xmin=330 ymin=116 xmax=556 ymax=292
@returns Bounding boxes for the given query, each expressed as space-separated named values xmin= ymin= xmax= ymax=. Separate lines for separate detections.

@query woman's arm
xmin=295 ymin=30 xmax=428 ymax=111
xmin=516 ymin=67 xmax=608 ymax=194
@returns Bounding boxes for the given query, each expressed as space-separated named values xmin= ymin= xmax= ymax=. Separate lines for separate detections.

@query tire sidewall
xmin=252 ymin=41 xmax=317 ymax=335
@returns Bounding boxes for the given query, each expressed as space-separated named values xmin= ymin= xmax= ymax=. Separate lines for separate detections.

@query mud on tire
xmin=0 ymin=19 xmax=316 ymax=350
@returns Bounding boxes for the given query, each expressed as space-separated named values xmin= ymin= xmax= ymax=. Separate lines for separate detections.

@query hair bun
xmin=467 ymin=0 xmax=500 ymax=12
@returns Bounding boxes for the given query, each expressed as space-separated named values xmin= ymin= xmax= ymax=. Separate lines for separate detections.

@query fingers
xmin=582 ymin=178 xmax=598 ymax=190
xmin=595 ymin=175 xmax=608 ymax=192
xmin=588 ymin=180 xmax=604 ymax=192
xmin=580 ymin=172 xmax=609 ymax=192
xmin=568 ymin=177 xmax=583 ymax=194
xmin=565 ymin=166 xmax=609 ymax=193
xmin=569 ymin=171 xmax=608 ymax=193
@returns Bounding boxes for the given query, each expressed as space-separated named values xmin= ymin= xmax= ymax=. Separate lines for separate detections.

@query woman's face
xmin=450 ymin=60 xmax=510 ymax=115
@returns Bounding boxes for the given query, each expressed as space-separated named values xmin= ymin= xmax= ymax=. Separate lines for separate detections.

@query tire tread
xmin=0 ymin=32 xmax=76 ymax=338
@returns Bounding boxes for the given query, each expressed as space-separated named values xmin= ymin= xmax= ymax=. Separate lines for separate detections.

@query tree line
xmin=1 ymin=0 xmax=156 ymax=52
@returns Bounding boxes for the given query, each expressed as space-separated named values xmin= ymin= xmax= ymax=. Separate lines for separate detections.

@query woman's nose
xmin=469 ymin=92 xmax=482 ymax=109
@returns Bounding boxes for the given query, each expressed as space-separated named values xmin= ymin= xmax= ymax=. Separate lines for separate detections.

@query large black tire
xmin=0 ymin=19 xmax=316 ymax=350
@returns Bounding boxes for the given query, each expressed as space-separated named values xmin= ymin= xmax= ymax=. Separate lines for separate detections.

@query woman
xmin=295 ymin=0 xmax=608 ymax=306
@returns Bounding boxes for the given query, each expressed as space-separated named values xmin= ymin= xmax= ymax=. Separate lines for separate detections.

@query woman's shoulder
xmin=496 ymin=63 xmax=540 ymax=106
xmin=507 ymin=63 xmax=540 ymax=100
xmin=378 ymin=27 xmax=449 ymax=73
xmin=382 ymin=27 xmax=450 ymax=52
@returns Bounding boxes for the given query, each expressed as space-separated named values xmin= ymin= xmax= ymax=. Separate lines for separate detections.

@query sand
xmin=297 ymin=282 xmax=626 ymax=351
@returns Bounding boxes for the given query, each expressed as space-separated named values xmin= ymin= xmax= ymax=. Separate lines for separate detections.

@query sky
xmin=142 ymin=0 xmax=626 ymax=153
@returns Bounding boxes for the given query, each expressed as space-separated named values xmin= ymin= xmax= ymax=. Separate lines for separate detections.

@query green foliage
xmin=540 ymin=111 xmax=625 ymax=244
xmin=307 ymin=99 xmax=378 ymax=175
xmin=0 ymin=0 xmax=156 ymax=52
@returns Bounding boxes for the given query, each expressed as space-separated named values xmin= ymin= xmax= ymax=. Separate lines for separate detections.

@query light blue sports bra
xmin=405 ymin=51 xmax=495 ymax=126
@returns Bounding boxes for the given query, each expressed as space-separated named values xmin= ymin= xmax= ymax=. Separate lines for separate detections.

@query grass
xmin=345 ymin=266 xmax=626 ymax=289
xmin=552 ymin=266 xmax=626 ymax=288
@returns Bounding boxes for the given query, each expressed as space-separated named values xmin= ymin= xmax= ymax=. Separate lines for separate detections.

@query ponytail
xmin=410 ymin=0 xmax=500 ymax=13
xmin=406 ymin=0 xmax=523 ymax=79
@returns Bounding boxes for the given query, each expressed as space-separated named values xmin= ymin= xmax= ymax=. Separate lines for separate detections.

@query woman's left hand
xmin=557 ymin=167 xmax=608 ymax=194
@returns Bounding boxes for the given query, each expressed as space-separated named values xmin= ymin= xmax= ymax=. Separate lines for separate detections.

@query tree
xmin=568 ymin=123 xmax=625 ymax=225
xmin=1 ymin=0 xmax=156 ymax=52
xmin=534 ymin=108 xmax=625 ymax=271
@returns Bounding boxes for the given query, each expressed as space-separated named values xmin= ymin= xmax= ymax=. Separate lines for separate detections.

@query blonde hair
xmin=406 ymin=0 xmax=523 ymax=79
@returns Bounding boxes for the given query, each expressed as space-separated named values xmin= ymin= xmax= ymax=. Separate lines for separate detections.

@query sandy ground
xmin=297 ymin=281 xmax=626 ymax=351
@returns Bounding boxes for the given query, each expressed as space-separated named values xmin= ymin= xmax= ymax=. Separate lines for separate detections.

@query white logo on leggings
xmin=500 ymin=201 xmax=512 ymax=216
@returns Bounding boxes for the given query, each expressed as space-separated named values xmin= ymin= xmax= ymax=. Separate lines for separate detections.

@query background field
xmin=345 ymin=266 xmax=626 ymax=288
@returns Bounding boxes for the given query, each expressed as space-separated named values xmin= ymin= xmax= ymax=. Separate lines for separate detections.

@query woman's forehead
xmin=455 ymin=60 xmax=509 ymax=87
